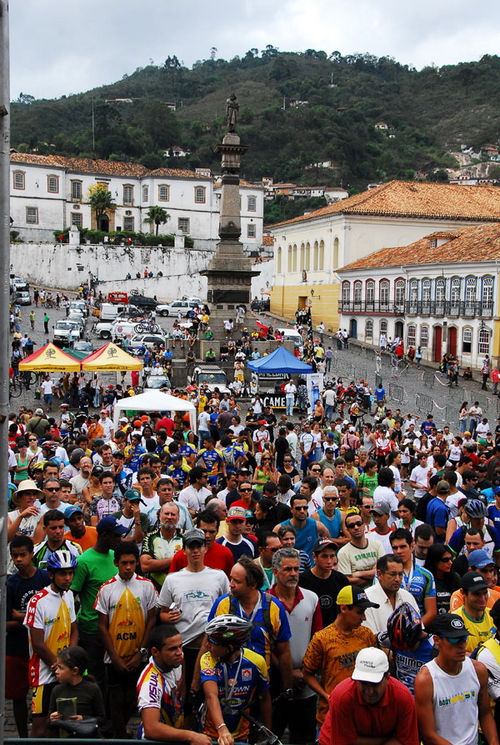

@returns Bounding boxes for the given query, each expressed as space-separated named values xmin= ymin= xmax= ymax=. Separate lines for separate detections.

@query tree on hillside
xmin=88 ymin=184 xmax=116 ymax=231
xmin=145 ymin=205 xmax=170 ymax=235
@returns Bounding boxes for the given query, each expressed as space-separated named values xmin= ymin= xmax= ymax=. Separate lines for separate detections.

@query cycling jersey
xmin=392 ymin=635 xmax=435 ymax=695
xmin=125 ymin=445 xmax=146 ymax=472
xmin=137 ymin=658 xmax=184 ymax=737
xmin=168 ymin=465 xmax=190 ymax=489
xmin=24 ymin=586 xmax=76 ymax=685
xmin=401 ymin=563 xmax=436 ymax=616
xmin=94 ymin=573 xmax=157 ymax=662
xmin=200 ymin=647 xmax=269 ymax=741
xmin=198 ymin=448 xmax=223 ymax=483
xmin=32 ymin=539 xmax=81 ymax=572
xmin=88 ymin=495 xmax=123 ymax=522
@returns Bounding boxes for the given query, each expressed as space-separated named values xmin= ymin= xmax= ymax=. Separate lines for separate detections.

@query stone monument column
xmin=202 ymin=96 xmax=258 ymax=333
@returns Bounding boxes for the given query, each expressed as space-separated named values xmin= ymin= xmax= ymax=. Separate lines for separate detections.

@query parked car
xmin=144 ymin=374 xmax=171 ymax=390
xmin=129 ymin=293 xmax=158 ymax=309
xmin=69 ymin=300 xmax=88 ymax=317
xmin=73 ymin=340 xmax=93 ymax=354
xmin=93 ymin=320 xmax=114 ymax=339
xmin=53 ymin=320 xmax=82 ymax=343
xmin=111 ymin=320 xmax=140 ymax=342
xmin=16 ymin=290 xmax=32 ymax=305
xmin=156 ymin=299 xmax=199 ymax=317
xmin=128 ymin=333 xmax=166 ymax=349
xmin=193 ymin=365 xmax=230 ymax=394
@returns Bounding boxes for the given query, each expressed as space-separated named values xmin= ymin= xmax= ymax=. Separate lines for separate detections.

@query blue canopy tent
xmin=247 ymin=346 xmax=313 ymax=374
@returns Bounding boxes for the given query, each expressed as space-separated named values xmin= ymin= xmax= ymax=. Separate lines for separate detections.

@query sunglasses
xmin=324 ymin=497 xmax=339 ymax=502
xmin=45 ymin=487 xmax=60 ymax=492
xmin=439 ymin=556 xmax=453 ymax=563
xmin=311 ymin=469 xmax=321 ymax=473
xmin=347 ymin=521 xmax=363 ymax=528
xmin=444 ymin=636 xmax=467 ymax=645
xmin=293 ymin=506 xmax=308 ymax=511
xmin=240 ymin=488 xmax=252 ymax=492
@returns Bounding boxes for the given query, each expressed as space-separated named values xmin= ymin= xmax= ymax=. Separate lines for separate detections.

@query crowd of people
xmin=6 ymin=351 xmax=500 ymax=744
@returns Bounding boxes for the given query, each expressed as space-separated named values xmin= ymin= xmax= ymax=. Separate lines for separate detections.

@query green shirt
xmin=71 ymin=548 xmax=116 ymax=635
xmin=358 ymin=472 xmax=379 ymax=496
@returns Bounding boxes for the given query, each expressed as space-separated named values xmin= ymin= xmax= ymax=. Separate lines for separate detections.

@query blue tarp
xmin=247 ymin=346 xmax=313 ymax=374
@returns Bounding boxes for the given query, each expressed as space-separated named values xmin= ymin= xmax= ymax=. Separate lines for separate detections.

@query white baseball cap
xmin=352 ymin=647 xmax=389 ymax=683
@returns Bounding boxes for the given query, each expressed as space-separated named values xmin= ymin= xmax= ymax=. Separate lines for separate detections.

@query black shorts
xmin=105 ymin=663 xmax=141 ymax=689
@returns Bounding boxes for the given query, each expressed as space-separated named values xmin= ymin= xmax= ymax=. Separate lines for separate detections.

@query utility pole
xmin=0 ymin=1 xmax=11 ymax=740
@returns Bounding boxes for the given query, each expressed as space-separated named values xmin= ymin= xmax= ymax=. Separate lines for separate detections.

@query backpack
xmin=229 ymin=592 xmax=276 ymax=648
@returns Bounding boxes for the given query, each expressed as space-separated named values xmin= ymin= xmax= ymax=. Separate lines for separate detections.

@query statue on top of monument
xmin=226 ymin=93 xmax=239 ymax=132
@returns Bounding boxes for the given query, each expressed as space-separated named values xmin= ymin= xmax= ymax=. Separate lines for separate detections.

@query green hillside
xmin=10 ymin=49 xmax=500 ymax=193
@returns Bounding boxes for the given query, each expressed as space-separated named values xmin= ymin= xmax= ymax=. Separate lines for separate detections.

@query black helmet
xmin=387 ymin=602 xmax=422 ymax=651
xmin=464 ymin=499 xmax=487 ymax=519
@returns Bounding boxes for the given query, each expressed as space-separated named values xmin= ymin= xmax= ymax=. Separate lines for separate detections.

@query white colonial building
xmin=9 ymin=153 xmax=264 ymax=254
xmin=337 ymin=224 xmax=500 ymax=369
xmin=269 ymin=180 xmax=500 ymax=329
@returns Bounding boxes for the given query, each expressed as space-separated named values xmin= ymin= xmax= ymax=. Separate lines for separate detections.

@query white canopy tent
xmin=113 ymin=390 xmax=197 ymax=432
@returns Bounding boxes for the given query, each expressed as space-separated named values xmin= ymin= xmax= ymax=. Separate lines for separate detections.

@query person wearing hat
xmin=7 ymin=480 xmax=43 ymax=542
xmin=452 ymin=572 xmax=496 ymax=654
xmin=449 ymin=500 xmax=500 ymax=567
xmin=319 ymin=646 xmax=418 ymax=745
xmin=415 ymin=613 xmax=497 ymax=745
xmin=158 ymin=528 xmax=230 ymax=699
xmin=299 ymin=536 xmax=349 ymax=627
xmin=450 ymin=549 xmax=500 ymax=611
xmin=368 ymin=501 xmax=395 ymax=554
xmin=303 ymin=585 xmax=378 ymax=728
xmin=112 ymin=488 xmax=149 ymax=547
xmin=70 ymin=516 xmax=127 ymax=687
xmin=63 ymin=505 xmax=98 ymax=552
xmin=216 ymin=505 xmax=256 ymax=561
xmin=425 ymin=479 xmax=451 ymax=542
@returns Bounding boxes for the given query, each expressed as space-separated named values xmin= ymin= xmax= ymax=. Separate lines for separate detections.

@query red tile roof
xmin=262 ymin=236 xmax=274 ymax=246
xmin=269 ymin=180 xmax=500 ymax=228
xmin=339 ymin=223 xmax=500 ymax=272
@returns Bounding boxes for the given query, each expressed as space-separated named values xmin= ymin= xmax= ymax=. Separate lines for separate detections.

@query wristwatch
xmin=139 ymin=647 xmax=148 ymax=657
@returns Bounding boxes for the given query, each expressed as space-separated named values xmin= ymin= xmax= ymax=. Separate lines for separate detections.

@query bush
xmin=53 ymin=228 xmax=193 ymax=247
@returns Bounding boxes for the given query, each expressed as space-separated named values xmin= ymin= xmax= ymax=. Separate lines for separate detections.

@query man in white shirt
xmin=178 ymin=466 xmax=212 ymax=517
xmin=284 ymin=379 xmax=297 ymax=417
xmin=40 ymin=375 xmax=55 ymax=412
xmin=286 ymin=423 xmax=299 ymax=463
xmin=362 ymin=554 xmax=419 ymax=634
xmin=99 ymin=409 xmax=114 ymax=440
xmin=410 ymin=454 xmax=434 ymax=501
xmin=372 ymin=467 xmax=399 ymax=525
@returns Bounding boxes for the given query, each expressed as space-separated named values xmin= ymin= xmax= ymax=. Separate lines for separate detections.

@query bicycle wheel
xmin=135 ymin=323 xmax=147 ymax=333
xmin=10 ymin=380 xmax=22 ymax=398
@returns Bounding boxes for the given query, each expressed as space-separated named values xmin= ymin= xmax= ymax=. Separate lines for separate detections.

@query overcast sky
xmin=9 ymin=0 xmax=500 ymax=100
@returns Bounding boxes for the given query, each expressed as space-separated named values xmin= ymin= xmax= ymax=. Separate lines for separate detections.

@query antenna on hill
xmin=91 ymin=97 xmax=95 ymax=155
xmin=210 ymin=46 xmax=217 ymax=61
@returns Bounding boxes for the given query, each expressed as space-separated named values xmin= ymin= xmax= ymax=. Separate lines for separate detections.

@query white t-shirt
xmin=140 ymin=493 xmax=161 ymax=529
xmin=323 ymin=389 xmax=336 ymax=406
xmin=284 ymin=382 xmax=297 ymax=396
xmin=198 ymin=411 xmax=210 ymax=431
xmin=179 ymin=484 xmax=212 ymax=513
xmin=100 ymin=418 xmax=114 ymax=440
xmin=157 ymin=567 xmax=230 ymax=645
xmin=410 ymin=464 xmax=433 ymax=500
xmin=41 ymin=380 xmax=54 ymax=395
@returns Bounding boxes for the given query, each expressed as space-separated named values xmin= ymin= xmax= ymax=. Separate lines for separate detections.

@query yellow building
xmin=269 ymin=180 xmax=500 ymax=330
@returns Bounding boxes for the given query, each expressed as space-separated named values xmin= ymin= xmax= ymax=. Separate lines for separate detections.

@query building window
xmin=380 ymin=319 xmax=388 ymax=335
xmin=305 ymin=242 xmax=311 ymax=271
xmin=277 ymin=246 xmax=282 ymax=274
xmin=395 ymin=279 xmax=405 ymax=308
xmin=478 ymin=328 xmax=490 ymax=356
xmin=194 ymin=186 xmax=206 ymax=204
xmin=71 ymin=212 xmax=82 ymax=228
xmin=319 ymin=240 xmax=324 ymax=270
xmin=420 ymin=326 xmax=429 ymax=348
xmin=178 ymin=217 xmax=190 ymax=234
xmin=342 ymin=282 xmax=350 ymax=305
xmin=47 ymin=175 xmax=59 ymax=193
xmin=380 ymin=280 xmax=390 ymax=308
xmin=26 ymin=207 xmax=38 ymax=224
xmin=333 ymin=237 xmax=339 ymax=268
xmin=354 ymin=281 xmax=362 ymax=306
xmin=366 ymin=280 xmax=375 ymax=305
xmin=482 ymin=276 xmax=494 ymax=310
xmin=13 ymin=170 xmax=25 ymax=190
xmin=462 ymin=327 xmax=472 ymax=354
xmin=435 ymin=278 xmax=446 ymax=303
xmin=247 ymin=195 xmax=256 ymax=212
xmin=465 ymin=277 xmax=476 ymax=306
xmin=292 ymin=245 xmax=297 ymax=272
xmin=300 ymin=243 xmax=305 ymax=271
xmin=407 ymin=325 xmax=416 ymax=347
xmin=123 ymin=185 xmax=134 ymax=205
xmin=365 ymin=319 xmax=373 ymax=339
xmin=409 ymin=279 xmax=418 ymax=303
xmin=288 ymin=246 xmax=292 ymax=272
xmin=450 ymin=277 xmax=461 ymax=306
xmin=123 ymin=216 xmax=134 ymax=231
xmin=142 ymin=185 xmax=149 ymax=202
xmin=158 ymin=185 xmax=170 ymax=201
xmin=71 ymin=180 xmax=82 ymax=201
xmin=422 ymin=279 xmax=431 ymax=309
xmin=247 ymin=224 xmax=256 ymax=238
xmin=313 ymin=241 xmax=318 ymax=270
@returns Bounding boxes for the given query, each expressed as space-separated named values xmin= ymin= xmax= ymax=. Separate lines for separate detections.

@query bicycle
xmin=9 ymin=377 xmax=22 ymax=399
xmin=135 ymin=321 xmax=161 ymax=334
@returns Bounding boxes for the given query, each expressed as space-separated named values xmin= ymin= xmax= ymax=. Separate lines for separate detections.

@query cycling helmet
xmin=205 ymin=615 xmax=252 ymax=646
xmin=41 ymin=441 xmax=58 ymax=457
xmin=387 ymin=603 xmax=422 ymax=651
xmin=91 ymin=465 xmax=104 ymax=478
xmin=464 ymin=499 xmax=487 ymax=519
xmin=46 ymin=550 xmax=78 ymax=572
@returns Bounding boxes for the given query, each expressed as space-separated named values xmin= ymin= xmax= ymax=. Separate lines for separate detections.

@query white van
xmin=277 ymin=328 xmax=303 ymax=346
xmin=99 ymin=303 xmax=128 ymax=322
xmin=112 ymin=320 xmax=139 ymax=341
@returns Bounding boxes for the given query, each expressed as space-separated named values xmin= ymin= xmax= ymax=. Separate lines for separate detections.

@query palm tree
xmin=87 ymin=184 xmax=116 ymax=230
xmin=146 ymin=206 xmax=170 ymax=235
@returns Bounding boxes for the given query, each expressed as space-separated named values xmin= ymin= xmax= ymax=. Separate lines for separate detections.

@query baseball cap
xmin=64 ymin=505 xmax=83 ymax=520
xmin=371 ymin=502 xmax=390 ymax=515
xmin=183 ymin=528 xmax=206 ymax=547
xmin=336 ymin=585 xmax=380 ymax=609
xmin=35 ymin=408 xmax=44 ymax=416
xmin=461 ymin=571 xmax=488 ymax=593
xmin=124 ymin=489 xmax=142 ymax=502
xmin=352 ymin=647 xmax=389 ymax=683
xmin=436 ymin=480 xmax=451 ymax=494
xmin=325 ymin=447 xmax=334 ymax=453
xmin=467 ymin=549 xmax=496 ymax=569
xmin=119 ymin=416 xmax=128 ymax=423
xmin=96 ymin=516 xmax=128 ymax=535
xmin=313 ymin=537 xmax=337 ymax=554
xmin=227 ymin=506 xmax=247 ymax=521
xmin=430 ymin=612 xmax=470 ymax=639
